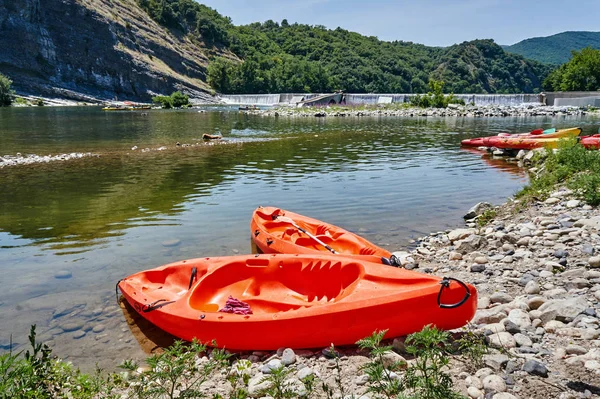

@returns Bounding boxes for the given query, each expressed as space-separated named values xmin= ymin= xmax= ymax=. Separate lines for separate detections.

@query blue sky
xmin=198 ymin=0 xmax=600 ymax=46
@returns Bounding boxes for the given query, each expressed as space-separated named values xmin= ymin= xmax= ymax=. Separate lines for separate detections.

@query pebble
xmin=281 ymin=348 xmax=296 ymax=366
xmin=524 ymin=280 xmax=540 ymax=294
xmin=92 ymin=324 xmax=106 ymax=333
xmin=471 ymin=264 xmax=486 ymax=273
xmin=522 ymin=359 xmax=549 ymax=377
xmin=487 ymin=332 xmax=516 ymax=349
xmin=482 ymin=374 xmax=507 ymax=392
xmin=55 ymin=270 xmax=72 ymax=279
xmin=60 ymin=321 xmax=84 ymax=332
xmin=161 ymin=239 xmax=181 ymax=247
xmin=467 ymin=386 xmax=484 ymax=398
xmin=490 ymin=292 xmax=512 ymax=304
xmin=589 ymin=256 xmax=600 ymax=268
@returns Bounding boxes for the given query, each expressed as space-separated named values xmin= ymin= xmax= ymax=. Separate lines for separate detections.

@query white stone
xmin=487 ymin=332 xmax=516 ymax=349
xmin=482 ymin=374 xmax=507 ymax=393
xmin=467 ymin=386 xmax=484 ymax=399
xmin=524 ymin=280 xmax=540 ymax=295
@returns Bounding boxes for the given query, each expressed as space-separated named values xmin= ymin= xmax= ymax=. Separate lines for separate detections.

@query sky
xmin=198 ymin=0 xmax=600 ymax=47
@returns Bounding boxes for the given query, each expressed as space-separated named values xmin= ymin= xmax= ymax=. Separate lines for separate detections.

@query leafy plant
xmin=454 ymin=326 xmax=488 ymax=371
xmin=477 ymin=208 xmax=497 ymax=228
xmin=227 ymin=359 xmax=251 ymax=399
xmin=131 ymin=339 xmax=227 ymax=399
xmin=260 ymin=364 xmax=296 ymax=399
xmin=403 ymin=326 xmax=464 ymax=399
xmin=152 ymin=91 xmax=190 ymax=108
xmin=357 ymin=330 xmax=404 ymax=399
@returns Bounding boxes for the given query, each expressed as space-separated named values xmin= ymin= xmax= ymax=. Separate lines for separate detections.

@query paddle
xmin=274 ymin=215 xmax=338 ymax=254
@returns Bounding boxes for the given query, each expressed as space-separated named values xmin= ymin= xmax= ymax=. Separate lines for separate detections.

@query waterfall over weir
xmin=218 ymin=93 xmax=544 ymax=107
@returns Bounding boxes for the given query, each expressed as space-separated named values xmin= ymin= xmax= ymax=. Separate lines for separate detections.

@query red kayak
xmin=461 ymin=128 xmax=548 ymax=147
xmin=118 ymin=254 xmax=477 ymax=350
xmin=484 ymin=127 xmax=582 ymax=150
xmin=581 ymin=134 xmax=600 ymax=149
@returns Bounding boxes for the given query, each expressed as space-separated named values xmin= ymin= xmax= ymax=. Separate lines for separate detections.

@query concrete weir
xmin=219 ymin=93 xmax=545 ymax=107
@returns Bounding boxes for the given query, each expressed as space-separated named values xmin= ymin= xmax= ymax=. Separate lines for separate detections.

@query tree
xmin=0 ymin=73 xmax=14 ymax=106
xmin=544 ymin=47 xmax=600 ymax=91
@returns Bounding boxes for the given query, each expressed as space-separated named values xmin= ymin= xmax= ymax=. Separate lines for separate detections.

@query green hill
xmin=137 ymin=0 xmax=551 ymax=95
xmin=503 ymin=31 xmax=600 ymax=64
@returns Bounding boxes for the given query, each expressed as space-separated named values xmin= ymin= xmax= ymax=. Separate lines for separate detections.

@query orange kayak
xmin=251 ymin=206 xmax=397 ymax=265
xmin=118 ymin=254 xmax=477 ymax=350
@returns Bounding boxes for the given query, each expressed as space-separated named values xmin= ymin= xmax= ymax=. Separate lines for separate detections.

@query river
xmin=0 ymin=106 xmax=597 ymax=370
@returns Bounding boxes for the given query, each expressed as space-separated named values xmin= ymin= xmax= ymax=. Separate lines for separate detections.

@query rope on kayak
xmin=188 ymin=267 xmax=197 ymax=290
xmin=115 ymin=279 xmax=124 ymax=304
xmin=142 ymin=299 xmax=176 ymax=313
xmin=437 ymin=277 xmax=471 ymax=309
xmin=219 ymin=295 xmax=253 ymax=315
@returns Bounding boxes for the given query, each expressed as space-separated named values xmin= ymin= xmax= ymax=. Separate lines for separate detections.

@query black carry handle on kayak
xmin=437 ymin=277 xmax=471 ymax=309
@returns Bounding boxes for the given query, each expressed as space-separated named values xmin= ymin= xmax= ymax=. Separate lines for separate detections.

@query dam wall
xmin=219 ymin=93 xmax=545 ymax=106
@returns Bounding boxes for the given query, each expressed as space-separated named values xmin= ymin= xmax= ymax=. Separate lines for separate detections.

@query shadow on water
xmin=119 ymin=297 xmax=175 ymax=355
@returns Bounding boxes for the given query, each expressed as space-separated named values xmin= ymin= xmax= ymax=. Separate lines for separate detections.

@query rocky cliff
xmin=0 ymin=0 xmax=233 ymax=102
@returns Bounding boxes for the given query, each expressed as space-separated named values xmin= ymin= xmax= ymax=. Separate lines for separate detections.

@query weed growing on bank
xmin=517 ymin=139 xmax=600 ymax=205
xmin=0 ymin=325 xmax=486 ymax=398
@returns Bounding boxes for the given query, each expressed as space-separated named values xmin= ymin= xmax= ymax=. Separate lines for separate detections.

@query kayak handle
xmin=188 ymin=267 xmax=197 ymax=290
xmin=437 ymin=277 xmax=471 ymax=309
xmin=142 ymin=299 xmax=175 ymax=313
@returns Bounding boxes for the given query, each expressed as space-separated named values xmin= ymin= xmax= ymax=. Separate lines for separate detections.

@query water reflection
xmin=459 ymin=148 xmax=528 ymax=178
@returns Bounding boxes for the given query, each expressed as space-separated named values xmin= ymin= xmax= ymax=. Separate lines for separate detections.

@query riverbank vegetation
xmin=517 ymin=139 xmax=600 ymax=205
xmin=2 ymin=324 xmax=482 ymax=398
xmin=152 ymin=91 xmax=190 ymax=109
xmin=136 ymin=0 xmax=550 ymax=95
xmin=543 ymin=47 xmax=600 ymax=91
xmin=0 ymin=72 xmax=14 ymax=107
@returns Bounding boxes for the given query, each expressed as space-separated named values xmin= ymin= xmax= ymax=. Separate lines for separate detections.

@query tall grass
xmin=517 ymin=139 xmax=600 ymax=205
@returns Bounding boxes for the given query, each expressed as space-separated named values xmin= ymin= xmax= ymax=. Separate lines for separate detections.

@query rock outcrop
xmin=0 ymin=0 xmax=234 ymax=102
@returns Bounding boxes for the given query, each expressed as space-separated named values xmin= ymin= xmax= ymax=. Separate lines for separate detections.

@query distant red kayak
xmin=581 ymin=134 xmax=600 ymax=149
xmin=484 ymin=127 xmax=582 ymax=150
xmin=460 ymin=127 xmax=585 ymax=148
xmin=461 ymin=128 xmax=547 ymax=147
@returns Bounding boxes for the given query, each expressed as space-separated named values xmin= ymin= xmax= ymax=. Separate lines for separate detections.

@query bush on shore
xmin=518 ymin=138 xmax=600 ymax=205
xmin=410 ymin=80 xmax=465 ymax=108
xmin=0 ymin=73 xmax=14 ymax=107
xmin=152 ymin=91 xmax=190 ymax=109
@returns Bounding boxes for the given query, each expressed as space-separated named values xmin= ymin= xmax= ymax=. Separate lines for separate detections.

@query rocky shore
xmin=0 ymin=152 xmax=99 ymax=168
xmin=254 ymin=104 xmax=592 ymax=118
xmin=103 ymin=182 xmax=600 ymax=399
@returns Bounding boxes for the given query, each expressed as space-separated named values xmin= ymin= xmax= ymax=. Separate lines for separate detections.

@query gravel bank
xmin=254 ymin=104 xmax=591 ymax=118
xmin=0 ymin=152 xmax=99 ymax=168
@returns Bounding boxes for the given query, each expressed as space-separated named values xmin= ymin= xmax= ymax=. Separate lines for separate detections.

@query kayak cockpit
xmin=188 ymin=257 xmax=363 ymax=313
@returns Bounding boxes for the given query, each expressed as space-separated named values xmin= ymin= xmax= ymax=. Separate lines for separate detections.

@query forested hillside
xmin=137 ymin=0 xmax=552 ymax=95
xmin=503 ymin=31 xmax=600 ymax=65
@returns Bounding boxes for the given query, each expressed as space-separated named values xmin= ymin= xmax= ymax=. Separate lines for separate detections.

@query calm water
xmin=1 ymin=107 xmax=598 ymax=370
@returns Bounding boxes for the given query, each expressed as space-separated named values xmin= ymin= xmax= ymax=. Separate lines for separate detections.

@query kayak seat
xmin=188 ymin=258 xmax=363 ymax=313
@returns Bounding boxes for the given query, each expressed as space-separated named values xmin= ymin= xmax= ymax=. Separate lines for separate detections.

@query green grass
xmin=517 ymin=139 xmax=600 ymax=205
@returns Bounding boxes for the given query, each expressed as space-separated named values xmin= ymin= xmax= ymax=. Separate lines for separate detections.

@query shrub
xmin=410 ymin=80 xmax=463 ymax=108
xmin=0 ymin=73 xmax=14 ymax=106
xmin=152 ymin=91 xmax=189 ymax=108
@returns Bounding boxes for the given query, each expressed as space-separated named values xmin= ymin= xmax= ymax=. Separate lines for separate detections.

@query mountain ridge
xmin=503 ymin=31 xmax=600 ymax=64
